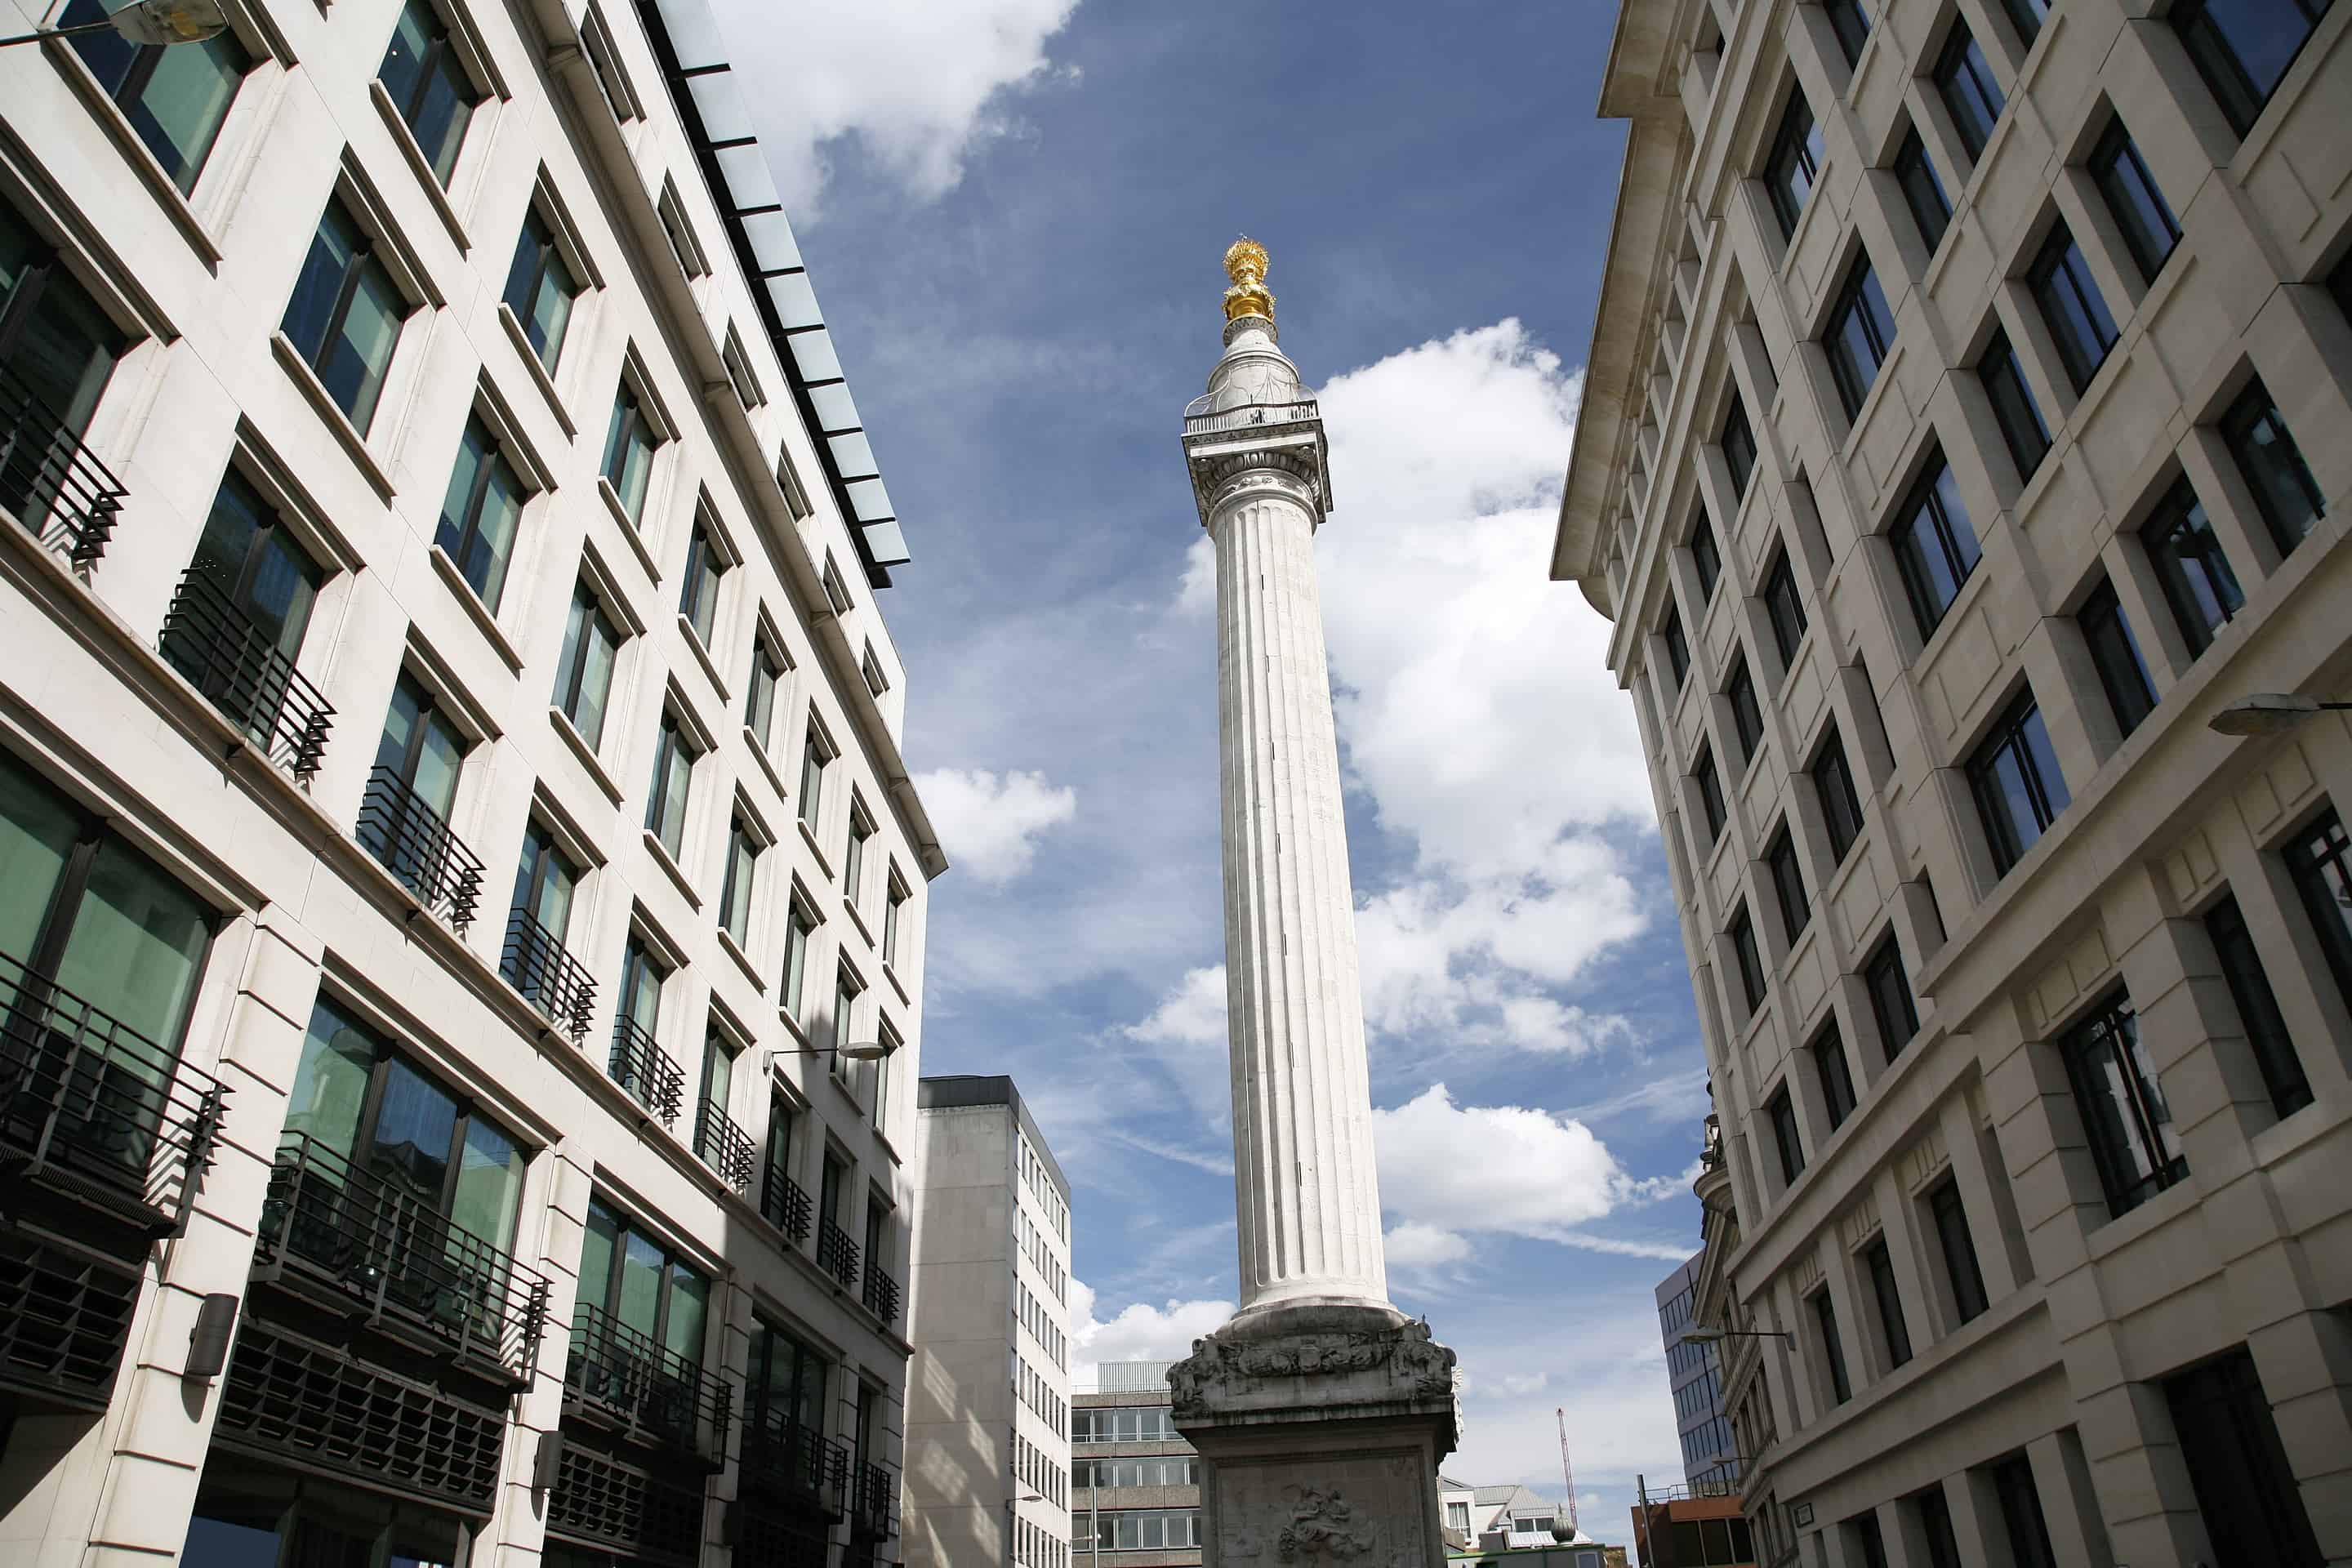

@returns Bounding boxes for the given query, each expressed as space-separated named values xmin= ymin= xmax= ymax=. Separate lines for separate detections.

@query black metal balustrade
xmin=159 ymin=569 xmax=336 ymax=778
xmin=609 ymin=1017 xmax=685 ymax=1126
xmin=760 ymin=1165 xmax=811 ymax=1243
xmin=357 ymin=766 xmax=485 ymax=930
xmin=501 ymin=909 xmax=596 ymax=1040
xmin=693 ymin=1098 xmax=755 ymax=1192
xmin=0 ymin=362 xmax=124 ymax=567
xmin=251 ymin=1132 xmax=550 ymax=1388
xmin=816 ymin=1218 xmax=859 ymax=1291
xmin=0 ymin=949 xmax=228 ymax=1235
xmin=564 ymin=1300 xmax=733 ymax=1463
xmin=852 ymin=1460 xmax=898 ymax=1540
xmin=737 ymin=1401 xmax=848 ymax=1513
xmin=861 ymin=1260 xmax=900 ymax=1326
xmin=1180 ymin=390 xmax=1322 ymax=439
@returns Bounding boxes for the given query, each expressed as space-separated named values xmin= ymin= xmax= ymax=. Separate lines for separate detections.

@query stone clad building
xmin=1556 ymin=2 xmax=2352 ymax=1566
xmin=0 ymin=0 xmax=942 ymax=1562
xmin=1073 ymin=1364 xmax=1203 ymax=1566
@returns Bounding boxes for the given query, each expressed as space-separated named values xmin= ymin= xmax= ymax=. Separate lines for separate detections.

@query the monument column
xmin=1171 ymin=240 xmax=1457 ymax=1565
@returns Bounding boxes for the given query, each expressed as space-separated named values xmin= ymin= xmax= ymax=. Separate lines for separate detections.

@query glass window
xmin=2060 ymin=990 xmax=2187 ymax=1218
xmin=1815 ymin=1026 xmax=1856 ymax=1131
xmin=782 ymin=898 xmax=814 ymax=1019
xmin=1992 ymin=1456 xmax=2059 ymax=1568
xmin=1889 ymin=454 xmax=1983 ymax=636
xmin=799 ymin=725 xmax=831 ymax=827
xmin=435 ymin=415 xmax=526 ymax=612
xmin=1850 ymin=1513 xmax=1891 ymax=1568
xmin=2163 ymin=1350 xmax=2327 ymax=1567
xmin=747 ymin=643 xmax=783 ymax=749
xmin=602 ymin=381 xmax=661 ymax=523
xmin=646 ymin=711 xmax=697 ymax=861
xmin=1663 ymin=606 xmax=1690 ymax=688
xmin=2000 ymin=0 xmax=2049 ymax=42
xmin=2220 ymin=378 xmax=2324 ymax=555
xmin=831 ymin=966 xmax=862 ymax=1056
xmin=2090 ymin=120 xmax=2180 ymax=284
xmin=554 ymin=582 xmax=621 ymax=750
xmin=1866 ymin=935 xmax=1919 ymax=1058
xmin=2200 ymin=895 xmax=2310 ymax=1120
xmin=501 ymin=207 xmax=579 ymax=372
xmin=1980 ymin=329 xmax=2051 ymax=480
xmin=1815 ymin=1290 xmax=1851 ymax=1402
xmin=2029 ymin=225 xmax=2120 ymax=393
xmin=1935 ymin=22 xmax=2006 ymax=162
xmin=1768 ymin=828 xmax=1810 ymax=941
xmin=720 ymin=819 xmax=758 ymax=947
xmin=0 ymin=204 xmax=129 ymax=461
xmin=1728 ymin=659 xmax=1763 ymax=762
xmin=1814 ymin=729 xmax=1864 ymax=865
xmin=2078 ymin=578 xmax=2156 ymax=738
xmin=1690 ymin=515 xmax=1721 ymax=600
xmin=1731 ymin=905 xmax=1765 ymax=1015
xmin=1928 ymin=1178 xmax=1989 ymax=1325
xmin=1969 ymin=690 xmax=2070 ymax=875
xmin=185 ymin=467 xmax=323 ymax=661
xmin=1722 ymin=397 xmax=1757 ymax=499
xmin=1694 ymin=746 xmax=1726 ymax=844
xmin=2171 ymin=0 xmax=2333 ymax=138
xmin=884 ymin=878 xmax=907 ymax=968
xmin=1864 ymin=1238 xmax=1912 ymax=1368
xmin=282 ymin=198 xmax=410 ymax=433
xmin=510 ymin=818 xmax=578 ymax=943
xmin=579 ymin=1196 xmax=710 ymax=1363
xmin=844 ymin=804 xmax=872 ymax=908
xmin=378 ymin=0 xmax=480 ymax=184
xmin=1765 ymin=92 xmax=1826 ymax=241
xmin=59 ymin=0 xmax=252 ymax=194
xmin=1893 ymin=128 xmax=1951 ymax=252
xmin=1825 ymin=0 xmax=1871 ymax=67
xmin=1764 ymin=549 xmax=1808 ymax=666
xmin=370 ymin=669 xmax=465 ymax=817
xmin=2285 ymin=808 xmax=2352 ymax=1022
xmin=2142 ymin=479 xmax=2243 ymax=657
xmin=679 ymin=524 xmax=725 ymax=647
xmin=1825 ymin=255 xmax=1896 ymax=419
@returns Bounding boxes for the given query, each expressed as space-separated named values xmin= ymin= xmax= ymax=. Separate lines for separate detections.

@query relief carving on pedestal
xmin=1276 ymin=1486 xmax=1375 ymax=1562
xmin=1169 ymin=1318 xmax=1455 ymax=1416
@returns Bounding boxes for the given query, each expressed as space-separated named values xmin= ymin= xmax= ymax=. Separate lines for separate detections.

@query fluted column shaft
xmin=1212 ymin=471 xmax=1388 ymax=1313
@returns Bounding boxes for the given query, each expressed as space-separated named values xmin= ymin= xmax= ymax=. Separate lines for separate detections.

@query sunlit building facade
xmin=0 ymin=0 xmax=942 ymax=1563
xmin=1558 ymin=2 xmax=2352 ymax=1566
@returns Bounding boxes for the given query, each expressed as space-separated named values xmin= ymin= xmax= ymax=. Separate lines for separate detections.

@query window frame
xmin=282 ymin=196 xmax=416 ymax=435
xmin=679 ymin=522 xmax=727 ymax=648
xmin=1814 ymin=1289 xmax=1851 ymax=1403
xmin=1824 ymin=252 xmax=1896 ymax=420
xmin=1979 ymin=327 xmax=2051 ymax=481
xmin=2171 ymin=0 xmax=2333 ymax=139
xmin=1730 ymin=904 xmax=1766 ymax=1017
xmin=1813 ymin=728 xmax=1865 ymax=866
xmin=2028 ymin=225 xmax=2121 ymax=394
xmin=1863 ymin=1236 xmax=1913 ymax=1369
xmin=376 ymin=0 xmax=485 ymax=186
xmin=1764 ymin=91 xmax=1826 ymax=242
xmin=1763 ymin=549 xmax=1808 ymax=666
xmin=1892 ymin=127 xmax=1952 ymax=253
xmin=1927 ymin=1176 xmax=1989 ymax=1325
xmin=1814 ymin=1025 xmax=1857 ymax=1131
xmin=1887 ymin=454 xmax=1984 ymax=638
xmin=554 ymin=580 xmax=624 ymax=751
xmin=1864 ymin=935 xmax=1918 ymax=1058
xmin=1727 ymin=657 xmax=1764 ymax=763
xmin=1824 ymin=0 xmax=1870 ymax=67
xmin=435 ymin=412 xmax=528 ymax=612
xmin=1770 ymin=1084 xmax=1804 ymax=1183
xmin=645 ymin=709 xmax=699 ymax=862
xmin=2284 ymin=808 xmax=2352 ymax=1027
xmin=1690 ymin=515 xmax=1722 ymax=601
xmin=1663 ymin=605 xmax=1690 ymax=688
xmin=58 ymin=0 xmax=255 ymax=194
xmin=1694 ymin=746 xmax=1726 ymax=844
xmin=1766 ymin=827 xmax=1811 ymax=942
xmin=2088 ymin=118 xmax=2180 ymax=285
xmin=719 ymin=815 xmax=760 ymax=948
xmin=2202 ymin=893 xmax=2315 ymax=1119
xmin=2078 ymin=577 xmax=2156 ymax=739
xmin=1934 ymin=21 xmax=2007 ymax=163
xmin=501 ymin=204 xmax=581 ymax=373
xmin=2058 ymin=989 xmax=2187 ymax=1219
xmin=2141 ymin=479 xmax=2243 ymax=657
xmin=1722 ymin=397 xmax=1757 ymax=500
xmin=602 ymin=376 xmax=666 ymax=525
xmin=2219 ymin=378 xmax=2324 ymax=556
xmin=1967 ymin=689 xmax=2070 ymax=875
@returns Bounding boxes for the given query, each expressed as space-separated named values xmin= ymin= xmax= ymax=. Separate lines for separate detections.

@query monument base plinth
xmin=1169 ymin=1309 xmax=1459 ymax=1566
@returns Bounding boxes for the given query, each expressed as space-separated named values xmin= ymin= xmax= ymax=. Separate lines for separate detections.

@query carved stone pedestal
xmin=1169 ymin=1306 xmax=1459 ymax=1566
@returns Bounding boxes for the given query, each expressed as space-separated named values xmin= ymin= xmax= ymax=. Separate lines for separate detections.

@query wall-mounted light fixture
xmin=185 ymin=1292 xmax=239 ymax=1380
xmin=766 ymin=1040 xmax=893 ymax=1067
xmin=533 ymin=1431 xmax=566 ymax=1490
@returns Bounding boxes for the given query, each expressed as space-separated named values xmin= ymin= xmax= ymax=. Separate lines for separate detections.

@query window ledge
xmin=368 ymin=79 xmax=470 ymax=254
xmin=643 ymin=826 xmax=703 ymax=912
xmin=548 ymin=705 xmax=623 ymax=805
xmin=775 ymin=1003 xmax=813 ymax=1051
xmin=430 ymin=544 xmax=524 ymax=672
xmin=42 ymin=37 xmax=223 ymax=267
xmin=271 ymin=332 xmax=395 ymax=499
xmin=676 ymin=612 xmax=731 ymax=704
xmin=741 ymin=724 xmax=791 ymax=807
xmin=496 ymin=301 xmax=577 ymax=437
xmin=717 ymin=924 xmax=764 ymax=991
xmin=796 ymin=817 xmax=834 ymax=880
xmin=599 ymin=475 xmax=662 ymax=584
xmin=841 ymin=898 xmax=875 ymax=953
xmin=882 ymin=959 xmax=909 ymax=1009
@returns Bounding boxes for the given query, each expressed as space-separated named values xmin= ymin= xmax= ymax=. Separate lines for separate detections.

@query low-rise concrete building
xmin=1073 ymin=1363 xmax=1202 ymax=1566
xmin=903 ymin=1075 xmax=1074 ymax=1568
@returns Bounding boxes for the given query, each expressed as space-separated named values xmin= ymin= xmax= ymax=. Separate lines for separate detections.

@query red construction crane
xmin=1557 ymin=1407 xmax=1578 ymax=1532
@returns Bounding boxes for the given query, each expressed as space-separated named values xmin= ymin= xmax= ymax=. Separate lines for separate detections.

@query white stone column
xmin=1209 ymin=466 xmax=1387 ymax=1315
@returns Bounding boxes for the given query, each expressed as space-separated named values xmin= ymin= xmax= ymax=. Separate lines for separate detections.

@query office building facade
xmin=1557 ymin=2 xmax=2352 ymax=1566
xmin=1657 ymin=1250 xmax=1741 ymax=1492
xmin=903 ymin=1075 xmax=1074 ymax=1568
xmin=1072 ymin=1364 xmax=1202 ymax=1566
xmin=0 ymin=0 xmax=941 ymax=1563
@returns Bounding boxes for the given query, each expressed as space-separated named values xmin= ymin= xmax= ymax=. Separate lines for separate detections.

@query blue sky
xmin=710 ymin=0 xmax=1710 ymax=1537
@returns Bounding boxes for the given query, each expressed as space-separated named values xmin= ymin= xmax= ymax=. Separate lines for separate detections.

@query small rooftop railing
xmin=1181 ymin=394 xmax=1321 ymax=440
xmin=0 ymin=363 xmax=123 ymax=568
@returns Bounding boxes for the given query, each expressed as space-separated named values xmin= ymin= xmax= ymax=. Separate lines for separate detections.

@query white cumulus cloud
xmin=1070 ymin=1279 xmax=1232 ymax=1392
xmin=714 ymin=0 xmax=1081 ymax=212
xmin=915 ymin=767 xmax=1076 ymax=884
xmin=1383 ymin=1221 xmax=1473 ymax=1271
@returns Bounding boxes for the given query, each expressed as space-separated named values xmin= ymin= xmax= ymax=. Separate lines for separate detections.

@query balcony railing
xmin=693 ymin=1098 xmax=755 ymax=1192
xmin=851 ymin=1459 xmax=898 ymax=1540
xmin=158 ymin=569 xmax=334 ymax=778
xmin=564 ymin=1300 xmax=733 ymax=1463
xmin=760 ymin=1165 xmax=811 ymax=1242
xmin=1180 ymin=391 xmax=1321 ymax=440
xmin=501 ymin=909 xmax=595 ymax=1040
xmin=609 ymin=1017 xmax=684 ymax=1126
xmin=738 ymin=1401 xmax=848 ymax=1514
xmin=816 ymin=1218 xmax=859 ymax=1290
xmin=0 ymin=362 xmax=123 ymax=567
xmin=861 ymin=1259 xmax=900 ymax=1326
xmin=252 ymin=1132 xmax=550 ymax=1388
xmin=0 ymin=949 xmax=228 ymax=1236
xmin=357 ymin=766 xmax=485 ymax=930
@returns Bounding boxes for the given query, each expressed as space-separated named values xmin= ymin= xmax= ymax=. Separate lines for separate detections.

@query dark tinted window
xmin=1815 ymin=730 xmax=1865 ymax=864
xmin=2203 ymin=894 xmax=2311 ymax=1120
xmin=1695 ymin=747 xmax=1726 ymax=842
xmin=1690 ymin=516 xmax=1722 ymax=600
xmin=1864 ymin=1239 xmax=1912 ymax=1368
xmin=1889 ymin=455 xmax=1983 ymax=636
xmin=1999 ymin=0 xmax=2049 ymax=42
xmin=2142 ymin=479 xmax=2243 ymax=657
xmin=1664 ymin=606 xmax=1690 ymax=687
xmin=2078 ymin=578 xmax=2156 ymax=738
xmin=1826 ymin=0 xmax=1871 ymax=67
xmin=2220 ymin=378 xmax=2324 ymax=555
xmin=2060 ymin=991 xmax=2187 ymax=1218
xmin=2163 ymin=1350 xmax=2326 ymax=1567
xmin=2172 ymin=0 xmax=2334 ymax=138
xmin=1825 ymin=255 xmax=1896 ymax=418
xmin=1770 ymin=1089 xmax=1806 ymax=1184
xmin=1913 ymin=1486 xmax=1964 ymax=1568
xmin=1728 ymin=659 xmax=1764 ymax=762
xmin=58 ymin=0 xmax=251 ymax=194
xmin=2029 ymin=225 xmax=2120 ymax=392
xmin=1722 ymin=397 xmax=1757 ymax=499
xmin=1766 ymin=92 xmax=1827 ymax=241
xmin=1768 ymin=829 xmax=1811 ymax=942
xmin=2090 ymin=120 xmax=2180 ymax=283
xmin=1929 ymin=1178 xmax=1989 ymax=1324
xmin=1731 ymin=905 xmax=1766 ymax=1015
xmin=1894 ymin=129 xmax=1951 ymax=252
xmin=1866 ymin=936 xmax=1919 ymax=1057
xmin=1980 ymin=329 xmax=2051 ymax=480
xmin=1764 ymin=550 xmax=1808 ymax=666
xmin=1936 ymin=23 xmax=2006 ymax=161
xmin=2286 ymin=808 xmax=2352 ymax=1019
xmin=1969 ymin=690 xmax=2070 ymax=875
xmin=1992 ymin=1456 xmax=2058 ymax=1568
xmin=1815 ymin=1290 xmax=1851 ymax=1402
xmin=1814 ymin=1027 xmax=1856 ymax=1130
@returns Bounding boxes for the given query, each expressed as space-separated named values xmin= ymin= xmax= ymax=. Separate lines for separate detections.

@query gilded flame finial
xmin=1223 ymin=235 xmax=1275 ymax=324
